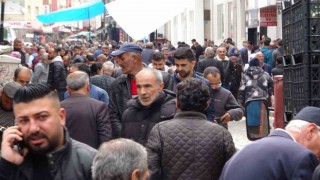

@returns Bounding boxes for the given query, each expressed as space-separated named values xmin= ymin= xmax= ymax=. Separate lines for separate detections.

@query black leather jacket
xmin=0 ymin=128 xmax=97 ymax=180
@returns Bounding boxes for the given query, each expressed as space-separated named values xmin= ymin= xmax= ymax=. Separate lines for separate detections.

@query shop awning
xmin=37 ymin=1 xmax=106 ymax=24
xmin=106 ymin=0 xmax=192 ymax=40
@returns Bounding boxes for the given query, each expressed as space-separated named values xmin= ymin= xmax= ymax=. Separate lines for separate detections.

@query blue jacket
xmin=64 ymin=84 xmax=109 ymax=105
xmin=260 ymin=46 xmax=272 ymax=66
xmin=220 ymin=129 xmax=319 ymax=180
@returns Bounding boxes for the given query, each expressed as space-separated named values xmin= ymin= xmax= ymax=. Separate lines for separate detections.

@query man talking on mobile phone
xmin=0 ymin=84 xmax=97 ymax=180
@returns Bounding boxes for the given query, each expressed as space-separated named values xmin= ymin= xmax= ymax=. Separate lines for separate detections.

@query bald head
xmin=14 ymin=67 xmax=32 ymax=86
xmin=66 ymin=71 xmax=90 ymax=95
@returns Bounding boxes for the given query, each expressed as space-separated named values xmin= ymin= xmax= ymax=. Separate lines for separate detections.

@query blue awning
xmin=37 ymin=1 xmax=106 ymax=24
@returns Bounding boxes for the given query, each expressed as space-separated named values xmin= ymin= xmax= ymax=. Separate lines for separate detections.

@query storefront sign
xmin=260 ymin=6 xmax=277 ymax=26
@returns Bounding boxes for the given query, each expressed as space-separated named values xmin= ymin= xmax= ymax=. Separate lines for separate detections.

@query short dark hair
xmin=176 ymin=78 xmax=210 ymax=112
xmin=276 ymin=57 xmax=283 ymax=65
xmin=278 ymin=40 xmax=282 ymax=46
xmin=174 ymin=47 xmax=195 ymax=62
xmin=13 ymin=84 xmax=58 ymax=105
xmin=264 ymin=38 xmax=271 ymax=46
xmin=86 ymin=54 xmax=95 ymax=62
xmin=203 ymin=67 xmax=221 ymax=78
xmin=72 ymin=63 xmax=91 ymax=77
xmin=73 ymin=45 xmax=81 ymax=50
xmin=152 ymin=52 xmax=166 ymax=62
xmin=90 ymin=62 xmax=103 ymax=76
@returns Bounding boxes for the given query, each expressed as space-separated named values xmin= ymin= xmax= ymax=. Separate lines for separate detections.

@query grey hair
xmin=42 ymin=53 xmax=48 ymax=60
xmin=102 ymin=61 xmax=115 ymax=72
xmin=92 ymin=138 xmax=148 ymax=180
xmin=205 ymin=47 xmax=215 ymax=58
xmin=217 ymin=46 xmax=227 ymax=51
xmin=255 ymin=51 xmax=264 ymax=57
xmin=203 ymin=66 xmax=221 ymax=78
xmin=66 ymin=71 xmax=89 ymax=91
xmin=136 ymin=68 xmax=163 ymax=84
xmin=285 ymin=120 xmax=310 ymax=133
xmin=97 ymin=54 xmax=107 ymax=61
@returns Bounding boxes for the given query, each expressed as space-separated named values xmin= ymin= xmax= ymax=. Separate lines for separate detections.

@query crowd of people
xmin=0 ymin=36 xmax=320 ymax=180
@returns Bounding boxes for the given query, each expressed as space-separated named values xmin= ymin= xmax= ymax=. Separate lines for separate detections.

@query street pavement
xmin=229 ymin=115 xmax=275 ymax=150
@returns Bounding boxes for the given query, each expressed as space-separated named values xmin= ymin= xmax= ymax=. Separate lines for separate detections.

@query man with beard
xmin=47 ymin=47 xmax=67 ymax=101
xmin=148 ymin=52 xmax=171 ymax=73
xmin=172 ymin=47 xmax=214 ymax=120
xmin=173 ymin=47 xmax=209 ymax=86
xmin=13 ymin=67 xmax=32 ymax=86
xmin=203 ymin=67 xmax=244 ymax=128
xmin=0 ymin=84 xmax=97 ymax=180
xmin=121 ymin=68 xmax=176 ymax=145
xmin=109 ymin=43 xmax=174 ymax=138
xmin=13 ymin=38 xmax=27 ymax=66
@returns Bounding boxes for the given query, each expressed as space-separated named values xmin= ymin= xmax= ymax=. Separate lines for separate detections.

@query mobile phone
xmin=0 ymin=126 xmax=25 ymax=154
xmin=215 ymin=117 xmax=222 ymax=124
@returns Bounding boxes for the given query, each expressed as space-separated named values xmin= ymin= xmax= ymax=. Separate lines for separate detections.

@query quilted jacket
xmin=147 ymin=111 xmax=236 ymax=180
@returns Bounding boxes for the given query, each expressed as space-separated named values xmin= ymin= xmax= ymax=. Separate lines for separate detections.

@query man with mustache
xmin=121 ymin=68 xmax=176 ymax=146
xmin=203 ymin=67 xmax=244 ymax=128
xmin=109 ymin=43 xmax=175 ymax=138
xmin=0 ymin=84 xmax=97 ymax=180
xmin=172 ymin=47 xmax=214 ymax=120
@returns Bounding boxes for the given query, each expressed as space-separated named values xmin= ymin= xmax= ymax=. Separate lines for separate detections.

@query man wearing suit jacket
xmin=61 ymin=71 xmax=112 ymax=149
xmin=220 ymin=106 xmax=320 ymax=180
xmin=239 ymin=41 xmax=258 ymax=66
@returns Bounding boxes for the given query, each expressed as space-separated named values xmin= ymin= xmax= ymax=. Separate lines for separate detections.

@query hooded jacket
xmin=47 ymin=56 xmax=67 ymax=91
xmin=238 ymin=66 xmax=274 ymax=106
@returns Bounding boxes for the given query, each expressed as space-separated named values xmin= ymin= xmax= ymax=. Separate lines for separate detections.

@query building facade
xmin=159 ymin=0 xmax=282 ymax=47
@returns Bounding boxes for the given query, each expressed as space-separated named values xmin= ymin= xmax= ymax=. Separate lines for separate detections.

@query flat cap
xmin=3 ymin=81 xmax=22 ymax=98
xmin=293 ymin=106 xmax=320 ymax=126
xmin=110 ymin=43 xmax=143 ymax=57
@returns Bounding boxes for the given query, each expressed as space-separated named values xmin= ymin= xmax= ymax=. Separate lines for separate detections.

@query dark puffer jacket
xmin=121 ymin=90 xmax=176 ymax=145
xmin=147 ymin=111 xmax=236 ymax=180
xmin=238 ymin=66 xmax=274 ymax=106
xmin=108 ymin=72 xmax=175 ymax=138
xmin=47 ymin=56 xmax=67 ymax=91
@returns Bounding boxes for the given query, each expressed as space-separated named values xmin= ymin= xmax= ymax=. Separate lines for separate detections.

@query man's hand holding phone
xmin=1 ymin=126 xmax=28 ymax=165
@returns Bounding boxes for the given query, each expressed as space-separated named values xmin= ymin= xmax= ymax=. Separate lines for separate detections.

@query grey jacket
xmin=0 ymin=128 xmax=97 ymax=180
xmin=211 ymin=87 xmax=244 ymax=121
xmin=32 ymin=61 xmax=48 ymax=84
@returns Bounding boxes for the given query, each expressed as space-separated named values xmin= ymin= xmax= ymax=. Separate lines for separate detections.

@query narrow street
xmin=229 ymin=115 xmax=275 ymax=149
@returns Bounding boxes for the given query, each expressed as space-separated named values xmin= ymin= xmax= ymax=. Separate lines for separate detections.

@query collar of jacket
xmin=69 ymin=93 xmax=88 ymax=98
xmin=130 ymin=91 xmax=167 ymax=109
xmin=268 ymin=129 xmax=295 ymax=141
xmin=46 ymin=127 xmax=72 ymax=177
xmin=19 ymin=127 xmax=72 ymax=178
xmin=215 ymin=55 xmax=229 ymax=61
xmin=173 ymin=70 xmax=198 ymax=84
xmin=50 ymin=55 xmax=63 ymax=63
xmin=174 ymin=111 xmax=207 ymax=120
